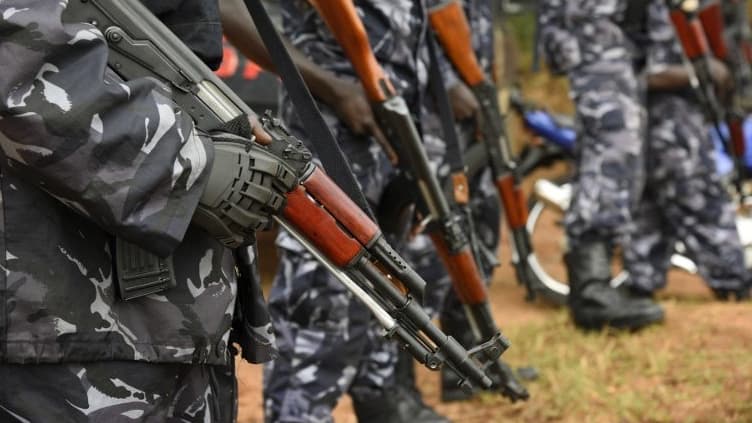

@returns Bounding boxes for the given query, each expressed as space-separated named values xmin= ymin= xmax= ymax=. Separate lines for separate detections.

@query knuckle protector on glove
xmin=194 ymin=132 xmax=299 ymax=248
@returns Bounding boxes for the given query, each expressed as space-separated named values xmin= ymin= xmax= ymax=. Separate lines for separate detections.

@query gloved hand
xmin=192 ymin=121 xmax=302 ymax=248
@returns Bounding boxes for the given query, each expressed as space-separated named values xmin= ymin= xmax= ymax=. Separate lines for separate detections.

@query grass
xmin=438 ymin=302 xmax=752 ymax=422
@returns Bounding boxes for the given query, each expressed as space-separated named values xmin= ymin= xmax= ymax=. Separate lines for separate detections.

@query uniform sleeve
xmin=0 ymin=1 xmax=214 ymax=257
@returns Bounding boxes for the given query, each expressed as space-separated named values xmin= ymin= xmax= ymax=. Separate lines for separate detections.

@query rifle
xmin=428 ymin=1 xmax=543 ymax=303
xmin=62 ymin=0 xmax=500 ymax=391
xmin=698 ymin=0 xmax=749 ymax=187
xmin=307 ymin=0 xmax=529 ymax=401
xmin=668 ymin=0 xmax=746 ymax=195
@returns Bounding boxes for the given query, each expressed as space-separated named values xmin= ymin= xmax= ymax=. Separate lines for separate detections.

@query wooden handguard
xmin=430 ymin=234 xmax=489 ymax=305
xmin=698 ymin=1 xmax=729 ymax=60
xmin=670 ymin=9 xmax=711 ymax=60
xmin=283 ymin=186 xmax=363 ymax=267
xmin=428 ymin=0 xmax=485 ymax=86
xmin=730 ymin=118 xmax=747 ymax=157
xmin=496 ymin=175 xmax=529 ymax=230
xmin=302 ymin=167 xmax=381 ymax=245
xmin=309 ymin=0 xmax=395 ymax=102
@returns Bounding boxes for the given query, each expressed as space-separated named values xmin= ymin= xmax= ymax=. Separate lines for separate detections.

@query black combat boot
xmin=352 ymin=349 xmax=451 ymax=423
xmin=712 ymin=286 xmax=751 ymax=301
xmin=351 ymin=388 xmax=404 ymax=423
xmin=394 ymin=349 xmax=452 ymax=422
xmin=566 ymin=240 xmax=665 ymax=330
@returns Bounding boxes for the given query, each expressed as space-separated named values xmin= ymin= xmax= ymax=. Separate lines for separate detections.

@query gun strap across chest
xmin=243 ymin=0 xmax=375 ymax=219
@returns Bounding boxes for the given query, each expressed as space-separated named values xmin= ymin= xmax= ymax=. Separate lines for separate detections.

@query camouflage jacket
xmin=0 ymin=0 xmax=274 ymax=366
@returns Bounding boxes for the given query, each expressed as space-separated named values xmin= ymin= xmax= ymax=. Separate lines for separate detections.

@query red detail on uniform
xmin=243 ymin=60 xmax=262 ymax=80
xmin=216 ymin=45 xmax=239 ymax=78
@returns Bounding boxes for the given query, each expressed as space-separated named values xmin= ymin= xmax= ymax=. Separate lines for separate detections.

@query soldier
xmin=0 ymin=0 xmax=289 ymax=421
xmin=623 ymin=1 xmax=750 ymax=300
xmin=224 ymin=1 xmax=455 ymax=422
xmin=538 ymin=0 xmax=666 ymax=330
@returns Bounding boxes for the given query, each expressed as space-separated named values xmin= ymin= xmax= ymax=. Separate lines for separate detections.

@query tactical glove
xmin=193 ymin=130 xmax=299 ymax=248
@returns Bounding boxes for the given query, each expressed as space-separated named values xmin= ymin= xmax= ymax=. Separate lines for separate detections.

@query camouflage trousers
xmin=565 ymin=61 xmax=646 ymax=247
xmin=623 ymin=94 xmax=748 ymax=292
xmin=0 ymin=361 xmax=236 ymax=422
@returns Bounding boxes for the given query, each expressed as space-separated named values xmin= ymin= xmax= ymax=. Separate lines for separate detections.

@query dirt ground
xmin=236 ymin=188 xmax=752 ymax=422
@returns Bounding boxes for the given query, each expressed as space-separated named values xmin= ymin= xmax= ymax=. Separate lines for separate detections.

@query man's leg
xmin=263 ymin=246 xmax=375 ymax=423
xmin=623 ymin=192 xmax=676 ymax=295
xmin=564 ymin=62 xmax=664 ymax=330
xmin=643 ymin=96 xmax=749 ymax=299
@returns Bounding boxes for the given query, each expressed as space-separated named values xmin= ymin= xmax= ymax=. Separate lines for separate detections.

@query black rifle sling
xmin=426 ymin=33 xmax=467 ymax=174
xmin=243 ymin=0 xmax=374 ymax=219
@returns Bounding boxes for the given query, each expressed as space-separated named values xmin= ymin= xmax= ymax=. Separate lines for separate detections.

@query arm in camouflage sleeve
xmin=0 ymin=0 xmax=213 ymax=257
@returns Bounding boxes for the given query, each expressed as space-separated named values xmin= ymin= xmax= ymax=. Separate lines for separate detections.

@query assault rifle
xmin=428 ymin=0 xmax=545 ymax=303
xmin=668 ymin=0 xmax=746 ymax=194
xmin=63 ymin=0 xmax=501 ymax=391
xmin=307 ymin=0 xmax=528 ymax=401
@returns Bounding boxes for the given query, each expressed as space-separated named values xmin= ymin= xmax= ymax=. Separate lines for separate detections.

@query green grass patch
xmin=460 ymin=304 xmax=752 ymax=422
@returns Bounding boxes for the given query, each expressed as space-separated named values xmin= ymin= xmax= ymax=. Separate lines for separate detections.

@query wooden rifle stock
xmin=698 ymin=1 xmax=728 ymax=60
xmin=430 ymin=234 xmax=488 ymax=305
xmin=303 ymin=167 xmax=380 ymax=246
xmin=428 ymin=0 xmax=485 ymax=86
xmin=730 ymin=118 xmax=746 ymax=159
xmin=670 ymin=9 xmax=711 ymax=61
xmin=283 ymin=186 xmax=364 ymax=267
xmin=308 ymin=0 xmax=394 ymax=102
xmin=496 ymin=176 xmax=529 ymax=230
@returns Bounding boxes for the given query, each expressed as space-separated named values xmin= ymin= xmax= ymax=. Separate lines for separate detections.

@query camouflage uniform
xmin=0 ymin=1 xmax=274 ymax=421
xmin=539 ymin=0 xmax=647 ymax=247
xmin=264 ymin=1 xmax=447 ymax=422
xmin=540 ymin=0 xmax=746 ymax=292
xmin=623 ymin=2 xmax=748 ymax=293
